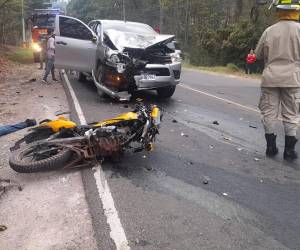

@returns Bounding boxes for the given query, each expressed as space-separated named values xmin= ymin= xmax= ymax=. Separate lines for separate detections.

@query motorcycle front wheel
xmin=9 ymin=142 xmax=73 ymax=173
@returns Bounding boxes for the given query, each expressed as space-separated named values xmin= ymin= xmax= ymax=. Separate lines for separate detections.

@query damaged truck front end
xmin=91 ymin=21 xmax=182 ymax=101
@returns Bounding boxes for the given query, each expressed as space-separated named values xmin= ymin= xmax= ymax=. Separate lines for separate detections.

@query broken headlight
xmin=171 ymin=52 xmax=182 ymax=63
xmin=109 ymin=54 xmax=120 ymax=64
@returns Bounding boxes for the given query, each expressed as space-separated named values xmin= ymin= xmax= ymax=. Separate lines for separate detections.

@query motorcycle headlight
xmin=32 ymin=43 xmax=42 ymax=53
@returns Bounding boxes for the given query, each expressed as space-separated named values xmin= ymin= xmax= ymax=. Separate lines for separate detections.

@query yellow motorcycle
xmin=9 ymin=103 xmax=161 ymax=173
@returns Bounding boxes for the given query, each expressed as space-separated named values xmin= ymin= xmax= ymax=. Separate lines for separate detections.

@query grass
xmin=4 ymin=47 xmax=33 ymax=64
xmin=183 ymin=62 xmax=261 ymax=79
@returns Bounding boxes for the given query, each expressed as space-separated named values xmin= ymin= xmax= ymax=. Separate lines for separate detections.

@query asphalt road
xmin=65 ymin=69 xmax=300 ymax=250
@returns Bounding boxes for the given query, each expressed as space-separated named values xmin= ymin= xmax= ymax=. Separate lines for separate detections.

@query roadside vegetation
xmin=183 ymin=62 xmax=261 ymax=79
xmin=4 ymin=47 xmax=33 ymax=64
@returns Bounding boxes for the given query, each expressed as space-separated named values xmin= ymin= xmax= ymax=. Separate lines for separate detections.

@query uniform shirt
xmin=47 ymin=36 xmax=55 ymax=58
xmin=255 ymin=20 xmax=300 ymax=87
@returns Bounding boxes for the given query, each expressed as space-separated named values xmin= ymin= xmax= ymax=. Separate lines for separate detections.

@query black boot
xmin=265 ymin=134 xmax=279 ymax=157
xmin=284 ymin=136 xmax=298 ymax=161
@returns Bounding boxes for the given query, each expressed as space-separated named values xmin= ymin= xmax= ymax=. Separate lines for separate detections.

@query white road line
xmin=179 ymin=84 xmax=260 ymax=114
xmin=62 ymin=70 xmax=130 ymax=250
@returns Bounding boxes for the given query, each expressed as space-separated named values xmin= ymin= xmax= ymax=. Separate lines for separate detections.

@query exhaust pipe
xmin=92 ymin=70 xmax=131 ymax=102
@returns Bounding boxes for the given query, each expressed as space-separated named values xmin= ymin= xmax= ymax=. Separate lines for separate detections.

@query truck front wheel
xmin=156 ymin=86 xmax=176 ymax=98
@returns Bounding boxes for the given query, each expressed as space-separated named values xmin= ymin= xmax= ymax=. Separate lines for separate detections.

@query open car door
xmin=54 ymin=15 xmax=97 ymax=72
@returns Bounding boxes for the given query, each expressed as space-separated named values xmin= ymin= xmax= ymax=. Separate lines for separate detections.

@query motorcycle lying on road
xmin=9 ymin=104 xmax=161 ymax=173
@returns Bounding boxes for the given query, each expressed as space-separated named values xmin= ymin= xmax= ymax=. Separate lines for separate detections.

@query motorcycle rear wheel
xmin=9 ymin=142 xmax=73 ymax=173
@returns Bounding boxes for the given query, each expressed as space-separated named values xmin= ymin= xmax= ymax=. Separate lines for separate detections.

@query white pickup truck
xmin=53 ymin=15 xmax=182 ymax=101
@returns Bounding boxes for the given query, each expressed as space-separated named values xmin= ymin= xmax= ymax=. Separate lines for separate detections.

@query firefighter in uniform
xmin=255 ymin=0 xmax=300 ymax=161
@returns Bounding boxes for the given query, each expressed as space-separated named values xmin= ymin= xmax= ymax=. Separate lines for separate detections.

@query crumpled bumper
xmin=134 ymin=62 xmax=181 ymax=90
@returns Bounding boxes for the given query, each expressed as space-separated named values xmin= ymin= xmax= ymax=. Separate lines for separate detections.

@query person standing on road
xmin=42 ymin=29 xmax=58 ymax=84
xmin=246 ymin=49 xmax=256 ymax=74
xmin=255 ymin=0 xmax=300 ymax=161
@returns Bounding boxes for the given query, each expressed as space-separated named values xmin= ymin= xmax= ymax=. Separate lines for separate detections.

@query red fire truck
xmin=31 ymin=8 xmax=63 ymax=62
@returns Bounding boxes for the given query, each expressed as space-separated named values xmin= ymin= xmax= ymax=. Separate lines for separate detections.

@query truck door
xmin=54 ymin=15 xmax=97 ymax=72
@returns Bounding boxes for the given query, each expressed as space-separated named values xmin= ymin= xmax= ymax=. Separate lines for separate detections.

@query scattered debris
xmin=209 ymin=145 xmax=214 ymax=149
xmin=213 ymin=121 xmax=219 ymax=125
xmin=223 ymin=137 xmax=232 ymax=141
xmin=181 ymin=132 xmax=189 ymax=137
xmin=203 ymin=180 xmax=209 ymax=185
xmin=0 ymin=225 xmax=7 ymax=232
xmin=249 ymin=125 xmax=258 ymax=129
xmin=134 ymin=238 xmax=150 ymax=247
xmin=172 ymin=119 xmax=178 ymax=123
xmin=222 ymin=192 xmax=229 ymax=196
xmin=55 ymin=110 xmax=70 ymax=116
xmin=145 ymin=166 xmax=154 ymax=172
xmin=0 ymin=179 xmax=23 ymax=196
xmin=254 ymin=158 xmax=260 ymax=162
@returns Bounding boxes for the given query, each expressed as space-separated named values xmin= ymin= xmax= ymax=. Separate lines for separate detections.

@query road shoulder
xmin=0 ymin=64 xmax=97 ymax=249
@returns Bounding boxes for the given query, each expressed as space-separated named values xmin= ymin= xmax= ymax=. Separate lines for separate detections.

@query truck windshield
xmin=33 ymin=14 xmax=55 ymax=28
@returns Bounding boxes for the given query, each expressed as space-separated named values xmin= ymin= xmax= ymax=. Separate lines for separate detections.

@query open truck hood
xmin=105 ymin=29 xmax=175 ymax=51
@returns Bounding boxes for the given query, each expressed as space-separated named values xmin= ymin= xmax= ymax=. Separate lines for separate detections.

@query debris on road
xmin=134 ymin=238 xmax=150 ymax=247
xmin=203 ymin=180 xmax=209 ymax=185
xmin=0 ymin=225 xmax=7 ymax=232
xmin=172 ymin=119 xmax=178 ymax=123
xmin=249 ymin=125 xmax=258 ymax=129
xmin=254 ymin=158 xmax=260 ymax=162
xmin=222 ymin=192 xmax=229 ymax=196
xmin=223 ymin=136 xmax=232 ymax=141
xmin=181 ymin=132 xmax=189 ymax=137
xmin=209 ymin=145 xmax=214 ymax=149
xmin=0 ymin=179 xmax=23 ymax=196
xmin=55 ymin=110 xmax=70 ymax=116
xmin=28 ymin=78 xmax=36 ymax=83
xmin=213 ymin=121 xmax=219 ymax=125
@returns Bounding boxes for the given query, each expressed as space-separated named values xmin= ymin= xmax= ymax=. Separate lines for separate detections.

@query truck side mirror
xmin=92 ymin=36 xmax=97 ymax=43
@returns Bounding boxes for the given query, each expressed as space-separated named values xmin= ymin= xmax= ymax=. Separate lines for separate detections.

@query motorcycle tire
xmin=9 ymin=142 xmax=73 ymax=173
